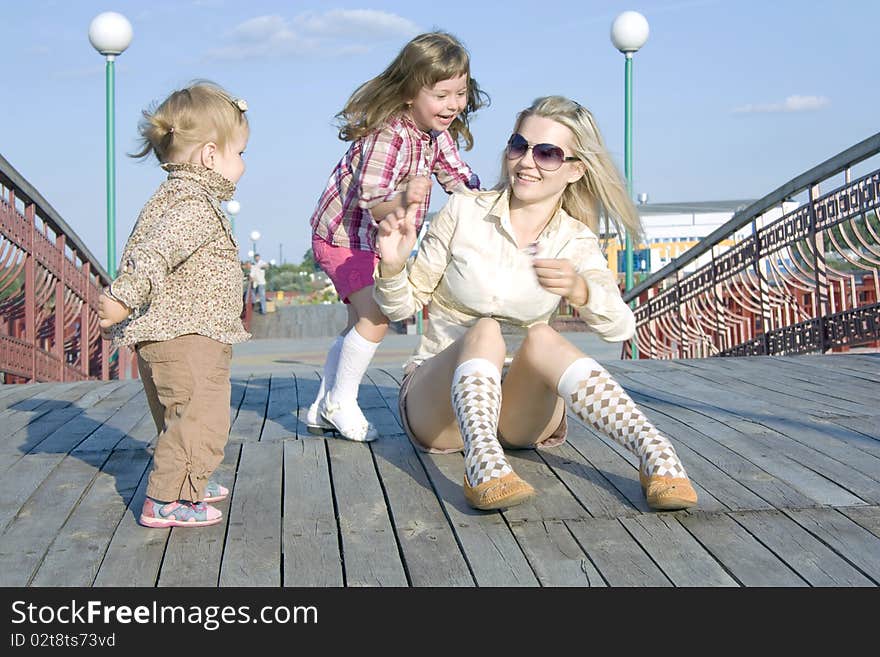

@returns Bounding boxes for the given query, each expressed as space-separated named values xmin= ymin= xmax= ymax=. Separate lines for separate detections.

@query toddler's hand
xmin=98 ymin=291 xmax=131 ymax=338
xmin=403 ymin=175 xmax=431 ymax=207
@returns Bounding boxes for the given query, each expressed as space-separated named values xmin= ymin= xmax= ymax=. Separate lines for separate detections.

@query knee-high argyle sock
xmin=451 ymin=359 xmax=512 ymax=487
xmin=557 ymin=357 xmax=688 ymax=479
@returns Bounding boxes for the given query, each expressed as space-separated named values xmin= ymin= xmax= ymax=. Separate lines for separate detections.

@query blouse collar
xmin=161 ymin=162 xmax=236 ymax=201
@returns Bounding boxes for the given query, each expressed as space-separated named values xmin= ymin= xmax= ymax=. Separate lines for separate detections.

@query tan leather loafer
xmin=463 ymin=471 xmax=535 ymax=511
xmin=639 ymin=471 xmax=698 ymax=510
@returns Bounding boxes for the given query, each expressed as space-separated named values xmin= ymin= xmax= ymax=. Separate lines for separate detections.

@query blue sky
xmin=4 ymin=0 xmax=879 ymax=270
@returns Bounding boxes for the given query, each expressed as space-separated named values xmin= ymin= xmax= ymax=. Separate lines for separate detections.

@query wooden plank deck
xmin=1 ymin=352 xmax=878 ymax=587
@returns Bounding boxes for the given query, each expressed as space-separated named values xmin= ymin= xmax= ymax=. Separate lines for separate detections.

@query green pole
xmin=624 ymin=53 xmax=638 ymax=359
xmin=105 ymin=56 xmax=117 ymax=278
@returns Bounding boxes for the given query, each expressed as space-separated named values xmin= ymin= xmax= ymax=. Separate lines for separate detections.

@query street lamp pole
xmin=89 ymin=12 xmax=132 ymax=279
xmin=611 ymin=10 xmax=649 ymax=359
xmin=225 ymin=199 xmax=240 ymax=234
xmin=249 ymin=230 xmax=261 ymax=261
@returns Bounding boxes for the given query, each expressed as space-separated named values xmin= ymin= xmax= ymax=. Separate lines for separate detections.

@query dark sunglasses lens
xmin=506 ymin=134 xmax=528 ymax=159
xmin=533 ymin=144 xmax=565 ymax=170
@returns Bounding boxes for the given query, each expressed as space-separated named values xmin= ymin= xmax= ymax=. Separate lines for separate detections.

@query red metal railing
xmin=0 ymin=152 xmax=134 ymax=382
xmin=622 ymin=134 xmax=880 ymax=359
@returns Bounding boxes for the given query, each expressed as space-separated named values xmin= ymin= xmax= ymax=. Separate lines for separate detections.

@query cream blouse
xmin=373 ymin=189 xmax=635 ymax=369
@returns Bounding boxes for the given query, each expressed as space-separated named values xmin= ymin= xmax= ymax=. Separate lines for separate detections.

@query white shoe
xmin=305 ymin=397 xmax=334 ymax=435
xmin=320 ymin=396 xmax=379 ymax=442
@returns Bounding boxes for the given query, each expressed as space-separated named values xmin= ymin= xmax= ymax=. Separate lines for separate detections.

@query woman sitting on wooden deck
xmin=373 ymin=96 xmax=698 ymax=512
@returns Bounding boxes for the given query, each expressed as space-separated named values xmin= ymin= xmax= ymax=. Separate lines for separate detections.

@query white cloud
xmin=206 ymin=10 xmax=420 ymax=61
xmin=732 ymin=95 xmax=831 ymax=114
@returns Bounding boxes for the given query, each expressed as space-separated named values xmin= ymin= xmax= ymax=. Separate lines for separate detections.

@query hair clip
xmin=232 ymin=98 xmax=248 ymax=112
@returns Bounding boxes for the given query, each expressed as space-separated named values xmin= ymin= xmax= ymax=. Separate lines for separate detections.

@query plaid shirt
xmin=310 ymin=113 xmax=480 ymax=252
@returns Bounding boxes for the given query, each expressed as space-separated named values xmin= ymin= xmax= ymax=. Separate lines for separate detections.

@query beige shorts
xmin=398 ymin=363 xmax=568 ymax=454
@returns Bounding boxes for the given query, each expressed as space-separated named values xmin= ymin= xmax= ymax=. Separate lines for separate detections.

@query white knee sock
xmin=328 ymin=327 xmax=380 ymax=404
xmin=557 ymin=357 xmax=688 ymax=479
xmin=313 ymin=334 xmax=344 ymax=405
xmin=451 ymin=358 xmax=512 ymax=487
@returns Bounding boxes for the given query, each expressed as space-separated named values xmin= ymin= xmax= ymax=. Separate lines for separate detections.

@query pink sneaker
xmin=139 ymin=498 xmax=223 ymax=528
xmin=202 ymin=481 xmax=229 ymax=503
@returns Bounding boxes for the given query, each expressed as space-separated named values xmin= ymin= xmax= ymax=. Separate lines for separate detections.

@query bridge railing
xmin=0 ymin=152 xmax=133 ymax=382
xmin=622 ymin=133 xmax=880 ymax=359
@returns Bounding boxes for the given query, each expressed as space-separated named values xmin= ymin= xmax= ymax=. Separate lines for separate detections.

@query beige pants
xmin=136 ymin=334 xmax=232 ymax=503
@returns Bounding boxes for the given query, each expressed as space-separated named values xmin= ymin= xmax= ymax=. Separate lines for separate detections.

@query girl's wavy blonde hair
xmin=131 ymin=80 xmax=249 ymax=163
xmin=336 ymin=31 xmax=489 ymax=150
xmin=496 ymin=95 xmax=642 ymax=242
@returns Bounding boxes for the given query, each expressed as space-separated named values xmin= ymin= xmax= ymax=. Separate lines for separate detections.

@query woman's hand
xmin=532 ymin=258 xmax=589 ymax=306
xmin=98 ymin=291 xmax=131 ymax=338
xmin=377 ymin=203 xmax=419 ymax=277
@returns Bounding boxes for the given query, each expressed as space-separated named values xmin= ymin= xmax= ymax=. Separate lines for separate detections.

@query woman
xmin=374 ymin=96 xmax=697 ymax=512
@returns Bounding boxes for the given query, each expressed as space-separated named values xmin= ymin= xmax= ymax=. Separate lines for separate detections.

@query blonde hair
xmin=497 ymin=96 xmax=642 ymax=241
xmin=336 ymin=31 xmax=489 ymax=150
xmin=131 ymin=80 xmax=249 ymax=163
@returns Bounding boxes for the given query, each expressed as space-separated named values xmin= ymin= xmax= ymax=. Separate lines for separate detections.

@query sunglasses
xmin=505 ymin=133 xmax=579 ymax=171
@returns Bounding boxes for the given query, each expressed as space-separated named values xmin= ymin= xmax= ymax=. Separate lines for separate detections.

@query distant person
xmin=305 ymin=31 xmax=487 ymax=442
xmin=98 ymin=81 xmax=250 ymax=527
xmin=249 ymin=253 xmax=269 ymax=314
xmin=374 ymin=96 xmax=698 ymax=511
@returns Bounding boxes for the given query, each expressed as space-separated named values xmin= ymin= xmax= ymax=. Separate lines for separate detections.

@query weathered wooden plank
xmin=219 ymin=440 xmax=283 ymax=586
xmin=93 ymin=470 xmax=169 ymax=587
xmin=677 ymin=512 xmax=807 ymax=586
xmin=619 ymin=514 xmax=739 ymax=586
xmin=606 ymin=370 xmax=866 ymax=507
xmin=723 ymin=418 xmax=880 ymax=504
xmin=228 ymin=376 xmax=269 ymax=443
xmin=0 ymin=383 xmax=144 ymax=533
xmin=566 ymin=517 xmax=673 ymax=586
xmin=361 ymin=376 xmax=472 ymax=585
xmin=837 ymin=505 xmax=880 ymax=539
xmin=368 ymin=367 xmax=537 ymax=586
xmin=30 ymin=448 xmax=152 ymax=586
xmin=768 ymin=354 xmax=880 ymax=383
xmin=0 ymin=382 xmax=63 ymax=411
xmin=0 ymin=382 xmax=39 ymax=404
xmin=759 ymin=357 xmax=880 ymax=409
xmin=420 ymin=452 xmax=540 ymax=586
xmin=536 ymin=442 xmax=641 ymax=519
xmin=282 ymin=438 xmax=343 ymax=586
xmin=71 ymin=393 xmax=149 ymax=456
xmin=568 ymin=415 xmax=727 ymax=513
xmin=612 ymin=382 xmax=825 ymax=509
xmin=0 ymin=382 xmax=124 ymax=472
xmin=0 ymin=456 xmax=105 ymax=586
xmin=327 ymin=437 xmax=407 ymax=586
xmin=729 ymin=509 xmax=875 ymax=586
xmin=293 ymin=369 xmax=323 ymax=439
xmin=826 ymin=416 xmax=879 ymax=441
xmin=509 ymin=518 xmax=605 ymax=587
xmin=784 ymin=507 xmax=880 ymax=582
xmin=614 ymin=398 xmax=775 ymax=511
xmin=158 ymin=442 xmax=240 ymax=587
xmin=562 ymin=420 xmax=650 ymax=513
xmin=502 ymin=449 xmax=592 ymax=522
xmin=677 ymin=358 xmax=875 ymax=416
xmin=614 ymin=364 xmax=880 ymax=472
xmin=261 ymin=374 xmax=298 ymax=442
xmin=0 ymin=382 xmax=96 ymax=444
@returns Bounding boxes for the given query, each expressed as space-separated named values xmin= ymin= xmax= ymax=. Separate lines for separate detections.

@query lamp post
xmin=611 ymin=10 xmax=649 ymax=359
xmin=225 ymin=199 xmax=240 ymax=234
xmin=89 ymin=12 xmax=133 ymax=278
xmin=249 ymin=230 xmax=260 ymax=260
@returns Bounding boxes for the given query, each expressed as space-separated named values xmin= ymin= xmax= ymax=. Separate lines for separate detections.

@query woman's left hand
xmin=532 ymin=258 xmax=588 ymax=306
